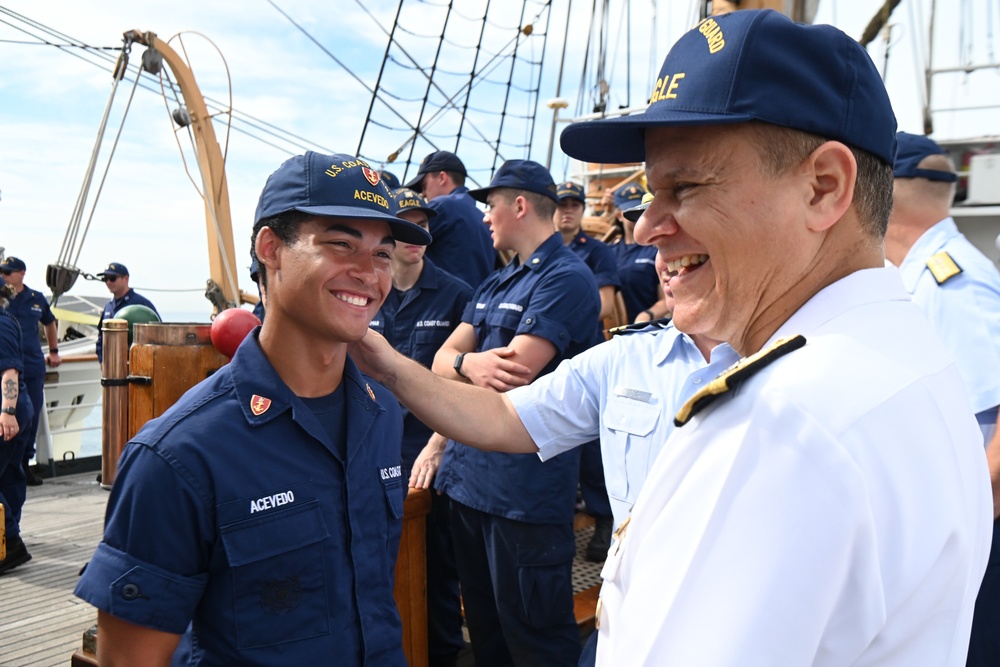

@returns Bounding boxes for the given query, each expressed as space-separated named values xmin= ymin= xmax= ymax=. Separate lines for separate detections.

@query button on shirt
xmin=434 ymin=234 xmax=600 ymax=524
xmin=509 ymin=323 xmax=738 ymax=528
xmin=897 ymin=217 xmax=1000 ymax=420
xmin=425 ymin=186 xmax=497 ymax=288
xmin=96 ymin=288 xmax=160 ymax=361
xmin=5 ymin=286 xmax=55 ymax=376
xmin=74 ymin=332 xmax=407 ymax=666
xmin=611 ymin=242 xmax=658 ymax=321
xmin=369 ymin=259 xmax=472 ymax=471
xmin=594 ymin=268 xmax=993 ymax=667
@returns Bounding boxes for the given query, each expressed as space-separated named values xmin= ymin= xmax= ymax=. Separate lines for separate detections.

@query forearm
xmin=598 ymin=286 xmax=616 ymax=321
xmin=96 ymin=611 xmax=181 ymax=667
xmin=2 ymin=368 xmax=18 ymax=411
xmin=986 ymin=409 xmax=1000 ymax=519
xmin=45 ymin=322 xmax=59 ymax=349
xmin=382 ymin=349 xmax=536 ymax=453
xmin=432 ymin=343 xmax=470 ymax=383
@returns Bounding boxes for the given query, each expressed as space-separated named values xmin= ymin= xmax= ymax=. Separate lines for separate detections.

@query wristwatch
xmin=1 ymin=407 xmax=15 ymax=415
xmin=453 ymin=352 xmax=467 ymax=378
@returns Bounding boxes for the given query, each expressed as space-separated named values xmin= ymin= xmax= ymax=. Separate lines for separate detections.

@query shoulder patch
xmin=674 ymin=334 xmax=807 ymax=427
xmin=609 ymin=317 xmax=672 ymax=337
xmin=926 ymin=251 xmax=962 ymax=285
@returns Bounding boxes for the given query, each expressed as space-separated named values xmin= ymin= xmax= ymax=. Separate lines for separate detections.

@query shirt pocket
xmin=219 ymin=499 xmax=330 ymax=649
xmin=602 ymin=395 xmax=662 ymax=502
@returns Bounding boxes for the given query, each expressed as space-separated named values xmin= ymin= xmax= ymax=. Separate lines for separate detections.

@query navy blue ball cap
xmin=404 ymin=150 xmax=468 ymax=189
xmin=255 ymin=151 xmax=431 ymax=246
xmin=468 ymin=159 xmax=559 ymax=203
xmin=893 ymin=132 xmax=957 ymax=182
xmin=0 ymin=256 xmax=26 ymax=272
xmin=380 ymin=170 xmax=401 ymax=189
xmin=556 ymin=181 xmax=586 ymax=203
xmin=622 ymin=192 xmax=655 ymax=223
xmin=560 ymin=9 xmax=897 ymax=166
xmin=97 ymin=262 xmax=129 ymax=278
xmin=392 ymin=187 xmax=437 ymax=219
xmin=614 ymin=183 xmax=647 ymax=210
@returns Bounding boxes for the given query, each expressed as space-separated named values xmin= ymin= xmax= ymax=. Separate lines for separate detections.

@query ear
xmin=255 ymin=227 xmax=282 ymax=275
xmin=802 ymin=141 xmax=855 ymax=233
xmin=513 ymin=194 xmax=529 ymax=219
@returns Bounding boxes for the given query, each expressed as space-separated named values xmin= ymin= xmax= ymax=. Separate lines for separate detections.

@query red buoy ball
xmin=210 ymin=308 xmax=261 ymax=359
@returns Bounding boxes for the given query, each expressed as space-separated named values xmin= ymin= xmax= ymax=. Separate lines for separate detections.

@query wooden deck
xmin=0 ymin=472 xmax=603 ymax=666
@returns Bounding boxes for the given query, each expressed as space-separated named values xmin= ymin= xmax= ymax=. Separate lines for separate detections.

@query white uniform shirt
xmin=596 ymin=268 xmax=992 ymax=667
xmin=509 ymin=324 xmax=738 ymax=527
xmin=899 ymin=217 xmax=1000 ymax=419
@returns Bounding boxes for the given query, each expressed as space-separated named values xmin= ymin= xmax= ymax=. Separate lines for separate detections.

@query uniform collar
xmin=898 ymin=217 xmax=959 ymax=291
xmin=415 ymin=258 xmax=443 ymax=291
xmin=572 ymin=231 xmax=590 ymax=246
xmin=510 ymin=233 xmax=563 ymax=273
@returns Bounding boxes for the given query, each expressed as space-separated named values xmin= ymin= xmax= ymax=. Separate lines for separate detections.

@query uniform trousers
xmin=448 ymin=501 xmax=580 ymax=667
xmin=0 ymin=396 xmax=33 ymax=538
xmin=967 ymin=519 xmax=1000 ymax=666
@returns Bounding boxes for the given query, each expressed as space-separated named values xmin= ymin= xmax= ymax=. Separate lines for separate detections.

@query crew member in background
xmin=405 ymin=150 xmax=497 ymax=287
xmin=0 ymin=256 xmax=60 ymax=487
xmin=607 ymin=184 xmax=668 ymax=323
xmin=0 ymin=289 xmax=36 ymax=574
xmin=553 ymin=180 xmax=621 ymax=560
xmin=369 ymin=187 xmax=472 ymax=667
xmin=885 ymin=131 xmax=1000 ymax=667
xmin=249 ymin=258 xmax=266 ymax=322
xmin=95 ymin=262 xmax=159 ymax=363
xmin=75 ymin=152 xmax=431 ymax=665
xmin=426 ymin=159 xmax=599 ymax=667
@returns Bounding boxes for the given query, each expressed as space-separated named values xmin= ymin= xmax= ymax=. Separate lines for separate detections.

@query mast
xmin=123 ymin=30 xmax=240 ymax=311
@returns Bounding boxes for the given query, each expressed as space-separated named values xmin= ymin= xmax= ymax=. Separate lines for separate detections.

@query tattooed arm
xmin=1 ymin=367 xmax=20 ymax=442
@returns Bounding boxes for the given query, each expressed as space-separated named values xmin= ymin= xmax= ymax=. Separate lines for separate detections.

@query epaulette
xmin=609 ymin=317 xmax=672 ymax=337
xmin=926 ymin=251 xmax=962 ymax=285
xmin=674 ymin=334 xmax=806 ymax=427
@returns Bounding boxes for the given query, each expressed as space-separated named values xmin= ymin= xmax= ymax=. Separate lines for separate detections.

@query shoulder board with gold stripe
xmin=609 ymin=317 xmax=672 ymax=337
xmin=926 ymin=251 xmax=962 ymax=285
xmin=674 ymin=334 xmax=807 ymax=427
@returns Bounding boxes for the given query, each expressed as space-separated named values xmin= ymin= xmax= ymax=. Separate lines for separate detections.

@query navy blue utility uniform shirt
xmin=75 ymin=331 xmax=407 ymax=666
xmin=612 ymin=242 xmax=658 ymax=322
xmin=369 ymin=259 xmax=472 ymax=475
xmin=96 ymin=288 xmax=160 ymax=361
xmin=5 ymin=286 xmax=55 ymax=377
xmin=569 ymin=231 xmax=620 ymax=292
xmin=434 ymin=233 xmax=600 ymax=524
xmin=425 ymin=186 xmax=497 ymax=288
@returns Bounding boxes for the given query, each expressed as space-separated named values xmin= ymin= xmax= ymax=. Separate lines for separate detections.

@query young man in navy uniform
xmin=405 ymin=150 xmax=497 ymax=288
xmin=426 ymin=159 xmax=599 ymax=666
xmin=0 ymin=256 xmax=60 ymax=486
xmin=74 ymin=152 xmax=431 ymax=666
xmin=369 ymin=187 xmax=472 ymax=667
xmin=94 ymin=262 xmax=160 ymax=362
xmin=885 ymin=132 xmax=1000 ymax=667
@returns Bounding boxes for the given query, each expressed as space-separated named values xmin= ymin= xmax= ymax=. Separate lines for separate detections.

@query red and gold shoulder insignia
xmin=250 ymin=395 xmax=272 ymax=416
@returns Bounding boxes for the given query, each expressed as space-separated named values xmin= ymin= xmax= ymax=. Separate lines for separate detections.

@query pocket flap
xmin=602 ymin=395 xmax=661 ymax=437
xmin=220 ymin=499 xmax=328 ymax=567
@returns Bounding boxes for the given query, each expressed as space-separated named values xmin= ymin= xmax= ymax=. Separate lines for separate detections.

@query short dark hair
xmin=492 ymin=188 xmax=557 ymax=221
xmin=747 ymin=123 xmax=893 ymax=240
xmin=443 ymin=170 xmax=466 ymax=188
xmin=250 ymin=210 xmax=312 ymax=289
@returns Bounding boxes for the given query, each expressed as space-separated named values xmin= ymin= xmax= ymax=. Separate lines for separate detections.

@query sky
xmin=1 ymin=0 xmax=998 ymax=320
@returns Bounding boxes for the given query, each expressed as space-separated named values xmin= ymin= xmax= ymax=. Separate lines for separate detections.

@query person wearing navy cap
xmin=405 ymin=158 xmax=598 ymax=666
xmin=607 ymin=183 xmax=669 ymax=325
xmin=405 ymin=150 xmax=497 ymax=287
xmin=248 ymin=257 xmax=265 ymax=322
xmin=380 ymin=170 xmax=401 ymax=190
xmin=369 ymin=187 xmax=471 ymax=667
xmin=350 ymin=10 xmax=991 ymax=667
xmin=75 ymin=152 xmax=430 ymax=666
xmin=0 ymin=256 xmax=60 ymax=487
xmin=886 ymin=131 xmax=1000 ymax=667
xmin=94 ymin=262 xmax=159 ymax=363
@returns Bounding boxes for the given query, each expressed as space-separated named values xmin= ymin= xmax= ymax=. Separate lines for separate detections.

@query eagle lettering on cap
xmin=250 ymin=395 xmax=272 ymax=416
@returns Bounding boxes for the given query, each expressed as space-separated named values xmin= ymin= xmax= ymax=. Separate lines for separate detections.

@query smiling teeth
xmin=665 ymin=254 xmax=709 ymax=273
xmin=336 ymin=294 xmax=369 ymax=306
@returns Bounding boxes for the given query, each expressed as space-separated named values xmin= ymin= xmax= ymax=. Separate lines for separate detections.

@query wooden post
xmin=100 ymin=319 xmax=128 ymax=489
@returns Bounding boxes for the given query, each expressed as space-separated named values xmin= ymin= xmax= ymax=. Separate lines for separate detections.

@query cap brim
xmin=622 ymin=203 xmax=650 ymax=223
xmin=403 ymin=173 xmax=425 ymax=190
xmin=294 ymin=205 xmax=432 ymax=246
xmin=560 ymin=111 xmax=753 ymax=164
xmin=467 ymin=185 xmax=558 ymax=204
xmin=467 ymin=187 xmax=490 ymax=203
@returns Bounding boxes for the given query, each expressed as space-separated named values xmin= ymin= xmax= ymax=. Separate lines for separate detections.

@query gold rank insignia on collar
xmin=366 ymin=383 xmax=376 ymax=401
xmin=926 ymin=251 xmax=962 ymax=285
xmin=609 ymin=317 xmax=672 ymax=336
xmin=674 ymin=334 xmax=807 ymax=427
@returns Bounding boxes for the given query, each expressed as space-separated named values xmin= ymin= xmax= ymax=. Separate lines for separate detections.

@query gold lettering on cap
xmin=354 ymin=190 xmax=390 ymax=209
xmin=325 ymin=165 xmax=343 ymax=178
xmin=649 ymin=73 xmax=686 ymax=104
xmin=697 ymin=18 xmax=725 ymax=54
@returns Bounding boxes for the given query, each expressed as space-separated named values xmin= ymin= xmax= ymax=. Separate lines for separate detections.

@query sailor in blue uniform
xmin=886 ymin=132 xmax=1000 ymax=667
xmin=428 ymin=160 xmax=599 ymax=667
xmin=369 ymin=187 xmax=472 ymax=667
xmin=249 ymin=258 xmax=266 ymax=323
xmin=405 ymin=150 xmax=497 ymax=287
xmin=0 ymin=256 xmax=60 ymax=484
xmin=74 ymin=152 xmax=432 ymax=666
xmin=0 ymin=304 xmax=36 ymax=574
xmin=609 ymin=184 xmax=663 ymax=322
xmin=95 ymin=262 xmax=160 ymax=362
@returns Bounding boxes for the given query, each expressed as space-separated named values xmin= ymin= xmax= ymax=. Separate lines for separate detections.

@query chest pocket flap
xmin=220 ymin=498 xmax=328 ymax=566
xmin=603 ymin=395 xmax=660 ymax=437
